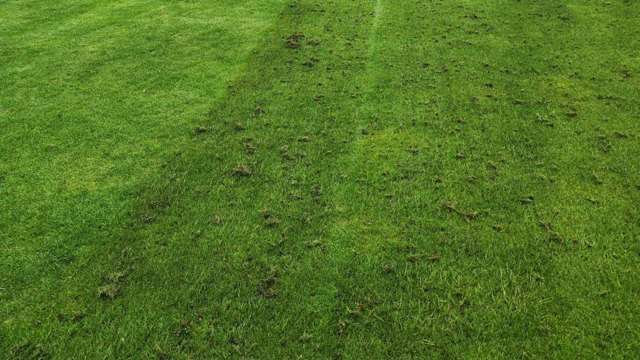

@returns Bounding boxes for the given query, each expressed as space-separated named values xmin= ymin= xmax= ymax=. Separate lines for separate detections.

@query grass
xmin=1 ymin=0 xmax=639 ymax=358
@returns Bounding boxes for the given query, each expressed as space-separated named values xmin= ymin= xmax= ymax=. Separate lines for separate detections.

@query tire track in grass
xmin=324 ymin=1 xmax=468 ymax=355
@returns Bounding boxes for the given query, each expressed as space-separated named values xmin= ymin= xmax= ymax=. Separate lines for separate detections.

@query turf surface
xmin=1 ymin=0 xmax=639 ymax=358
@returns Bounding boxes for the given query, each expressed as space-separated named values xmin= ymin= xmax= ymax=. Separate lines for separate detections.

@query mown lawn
xmin=1 ymin=0 xmax=639 ymax=358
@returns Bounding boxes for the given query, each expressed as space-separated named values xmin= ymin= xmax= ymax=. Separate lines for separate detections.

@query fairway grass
xmin=2 ymin=0 xmax=639 ymax=358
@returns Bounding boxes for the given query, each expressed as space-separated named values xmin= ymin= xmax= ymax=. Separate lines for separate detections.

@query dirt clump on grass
xmin=232 ymin=164 xmax=252 ymax=177
xmin=285 ymin=32 xmax=305 ymax=49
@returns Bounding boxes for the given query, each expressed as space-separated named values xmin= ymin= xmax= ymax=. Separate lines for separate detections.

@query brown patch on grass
xmin=193 ymin=126 xmax=209 ymax=135
xmin=232 ymin=164 xmax=252 ymax=177
xmin=97 ymin=284 xmax=119 ymax=300
xmin=98 ymin=271 xmax=127 ymax=300
xmin=257 ymin=273 xmax=279 ymax=299
xmin=442 ymin=202 xmax=478 ymax=222
xmin=212 ymin=214 xmax=223 ymax=225
xmin=260 ymin=208 xmax=280 ymax=227
xmin=539 ymin=221 xmax=564 ymax=243
xmin=285 ymin=33 xmax=305 ymax=49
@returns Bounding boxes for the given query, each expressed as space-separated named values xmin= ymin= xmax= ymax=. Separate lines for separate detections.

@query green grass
xmin=1 ymin=0 xmax=639 ymax=358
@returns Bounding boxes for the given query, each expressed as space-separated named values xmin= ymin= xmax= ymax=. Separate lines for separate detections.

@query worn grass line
xmin=369 ymin=0 xmax=383 ymax=51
